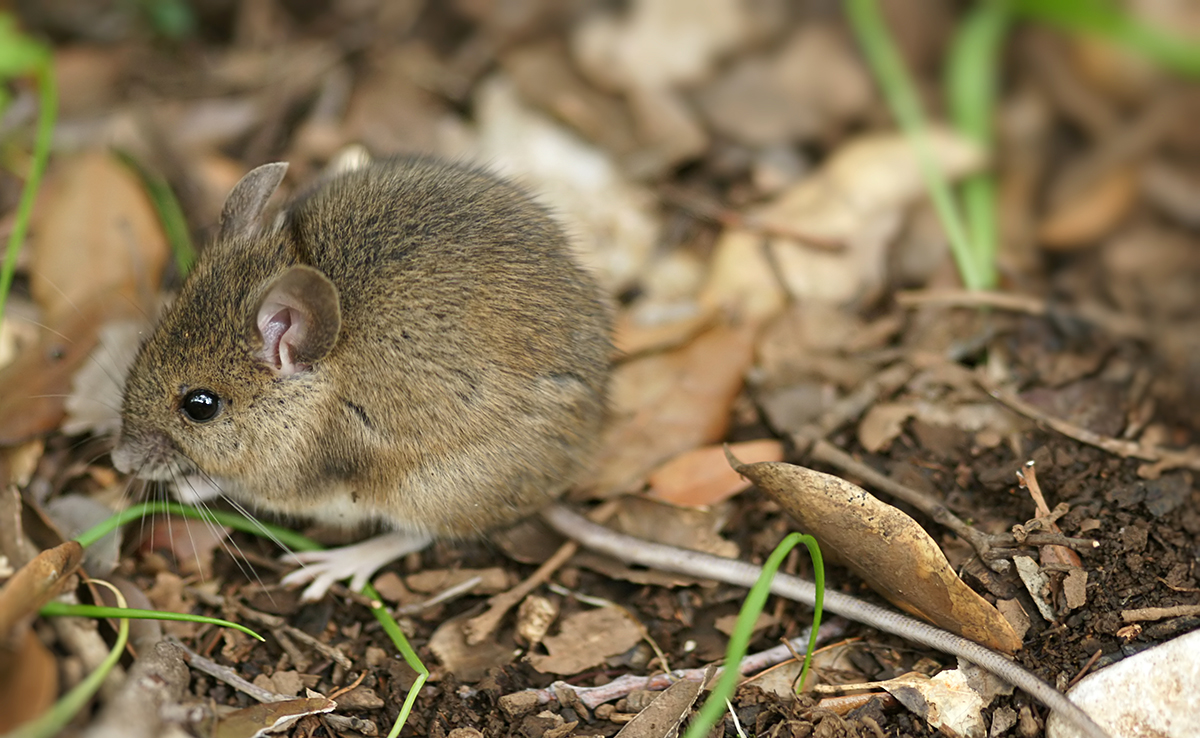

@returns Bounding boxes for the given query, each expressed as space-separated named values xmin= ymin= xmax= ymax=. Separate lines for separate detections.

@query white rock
xmin=1047 ymin=629 xmax=1200 ymax=738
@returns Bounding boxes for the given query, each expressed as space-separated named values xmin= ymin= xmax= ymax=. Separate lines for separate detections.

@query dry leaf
xmin=614 ymin=497 xmax=738 ymax=559
xmin=877 ymin=668 xmax=1002 ymax=738
xmin=696 ymin=25 xmax=871 ymax=147
xmin=0 ymin=630 xmax=58 ymax=734
xmin=0 ymin=540 xmax=84 ymax=645
xmin=701 ymin=129 xmax=984 ymax=317
xmin=571 ymin=0 xmax=754 ymax=91
xmin=858 ymin=403 xmax=916 ymax=453
xmin=731 ymin=459 xmax=1022 ymax=654
xmin=1038 ymin=167 xmax=1137 ymax=250
xmin=472 ymin=75 xmax=659 ymax=293
xmin=29 ymin=151 xmax=168 ymax=324
xmin=649 ymin=439 xmax=784 ymax=507
xmin=613 ymin=674 xmax=704 ymax=738
xmin=212 ymin=697 xmax=336 ymax=738
xmin=528 ymin=606 xmax=643 ymax=675
xmin=1046 ymin=628 xmax=1200 ymax=738
xmin=429 ymin=615 xmax=516 ymax=682
xmin=0 ymin=296 xmax=140 ymax=444
xmin=588 ymin=323 xmax=755 ymax=497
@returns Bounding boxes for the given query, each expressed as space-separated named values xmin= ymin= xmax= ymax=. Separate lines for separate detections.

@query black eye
xmin=181 ymin=389 xmax=221 ymax=422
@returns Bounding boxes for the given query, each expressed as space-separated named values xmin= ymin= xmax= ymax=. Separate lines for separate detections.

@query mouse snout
xmin=111 ymin=428 xmax=184 ymax=480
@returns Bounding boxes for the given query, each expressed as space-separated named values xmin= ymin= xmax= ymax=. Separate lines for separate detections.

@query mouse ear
xmin=220 ymin=162 xmax=289 ymax=240
xmin=253 ymin=265 xmax=341 ymax=376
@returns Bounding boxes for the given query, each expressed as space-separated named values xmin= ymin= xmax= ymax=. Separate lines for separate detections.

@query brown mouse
xmin=111 ymin=155 xmax=612 ymax=599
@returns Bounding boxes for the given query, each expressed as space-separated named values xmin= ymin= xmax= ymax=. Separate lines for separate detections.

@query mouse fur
xmin=113 ymin=155 xmax=611 ymax=539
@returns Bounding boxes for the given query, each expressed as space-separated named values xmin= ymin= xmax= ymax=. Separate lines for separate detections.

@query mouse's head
xmin=111 ymin=164 xmax=343 ymax=501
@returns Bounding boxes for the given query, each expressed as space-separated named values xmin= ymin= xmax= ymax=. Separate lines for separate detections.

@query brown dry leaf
xmin=731 ymin=459 xmax=1022 ymax=654
xmin=613 ymin=675 xmax=704 ymax=738
xmin=472 ymin=76 xmax=659 ymax=293
xmin=587 ymin=323 xmax=755 ymax=497
xmin=874 ymin=667 xmax=1008 ymax=738
xmin=696 ymin=24 xmax=872 ymax=147
xmin=1038 ymin=166 xmax=1137 ymax=250
xmin=701 ymin=129 xmax=984 ymax=317
xmin=614 ymin=496 xmax=738 ymax=559
xmin=613 ymin=307 xmax=715 ymax=358
xmin=502 ymin=39 xmax=638 ymax=157
xmin=649 ymin=439 xmax=784 ymax=507
xmin=212 ymin=697 xmax=336 ymax=738
xmin=0 ymin=630 xmax=58 ymax=734
xmin=0 ymin=540 xmax=84 ymax=644
xmin=858 ymin=402 xmax=916 ymax=453
xmin=428 ymin=615 xmax=516 ymax=682
xmin=29 ymin=151 xmax=168 ymax=324
xmin=0 ymin=296 xmax=141 ymax=444
xmin=571 ymin=0 xmax=756 ymax=92
xmin=528 ymin=606 xmax=643 ymax=675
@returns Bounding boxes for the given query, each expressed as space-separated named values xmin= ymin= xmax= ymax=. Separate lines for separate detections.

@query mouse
xmin=111 ymin=154 xmax=612 ymax=600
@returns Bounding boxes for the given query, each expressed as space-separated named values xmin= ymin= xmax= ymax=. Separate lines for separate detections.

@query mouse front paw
xmin=280 ymin=531 xmax=433 ymax=601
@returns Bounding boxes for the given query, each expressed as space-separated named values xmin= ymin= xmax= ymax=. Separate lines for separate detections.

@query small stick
xmin=462 ymin=500 xmax=619 ymax=644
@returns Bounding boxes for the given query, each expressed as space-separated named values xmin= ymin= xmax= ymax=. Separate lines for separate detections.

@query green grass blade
xmin=363 ymin=583 xmax=429 ymax=738
xmin=846 ymin=0 xmax=992 ymax=290
xmin=683 ymin=533 xmax=825 ymax=738
xmin=1013 ymin=0 xmax=1200 ymax=77
xmin=40 ymin=601 xmax=265 ymax=641
xmin=115 ymin=151 xmax=196 ymax=274
xmin=946 ymin=0 xmax=1012 ymax=282
xmin=9 ymin=585 xmax=130 ymax=738
xmin=0 ymin=52 xmax=56 ymax=327
xmin=73 ymin=500 xmax=319 ymax=552
xmin=74 ymin=501 xmax=429 ymax=736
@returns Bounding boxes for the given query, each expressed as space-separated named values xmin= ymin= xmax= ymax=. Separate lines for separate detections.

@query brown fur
xmin=113 ymin=156 xmax=611 ymax=537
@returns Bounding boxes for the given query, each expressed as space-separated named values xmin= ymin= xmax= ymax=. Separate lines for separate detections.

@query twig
xmin=462 ymin=500 xmax=619 ymax=645
xmin=1122 ymin=604 xmax=1200 ymax=622
xmin=175 ymin=638 xmax=289 ymax=703
xmin=896 ymin=289 xmax=1149 ymax=339
xmin=986 ymin=384 xmax=1200 ymax=478
xmin=1015 ymin=460 xmax=1082 ymax=568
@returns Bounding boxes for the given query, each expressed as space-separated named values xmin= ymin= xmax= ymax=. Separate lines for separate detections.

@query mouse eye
xmin=180 ymin=389 xmax=221 ymax=422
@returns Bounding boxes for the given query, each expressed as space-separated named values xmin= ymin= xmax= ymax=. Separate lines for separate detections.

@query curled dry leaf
xmin=730 ymin=458 xmax=1022 ymax=654
xmin=612 ymin=674 xmax=704 ymax=738
xmin=0 ymin=540 xmax=84 ymax=645
xmin=875 ymin=665 xmax=1010 ymax=738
